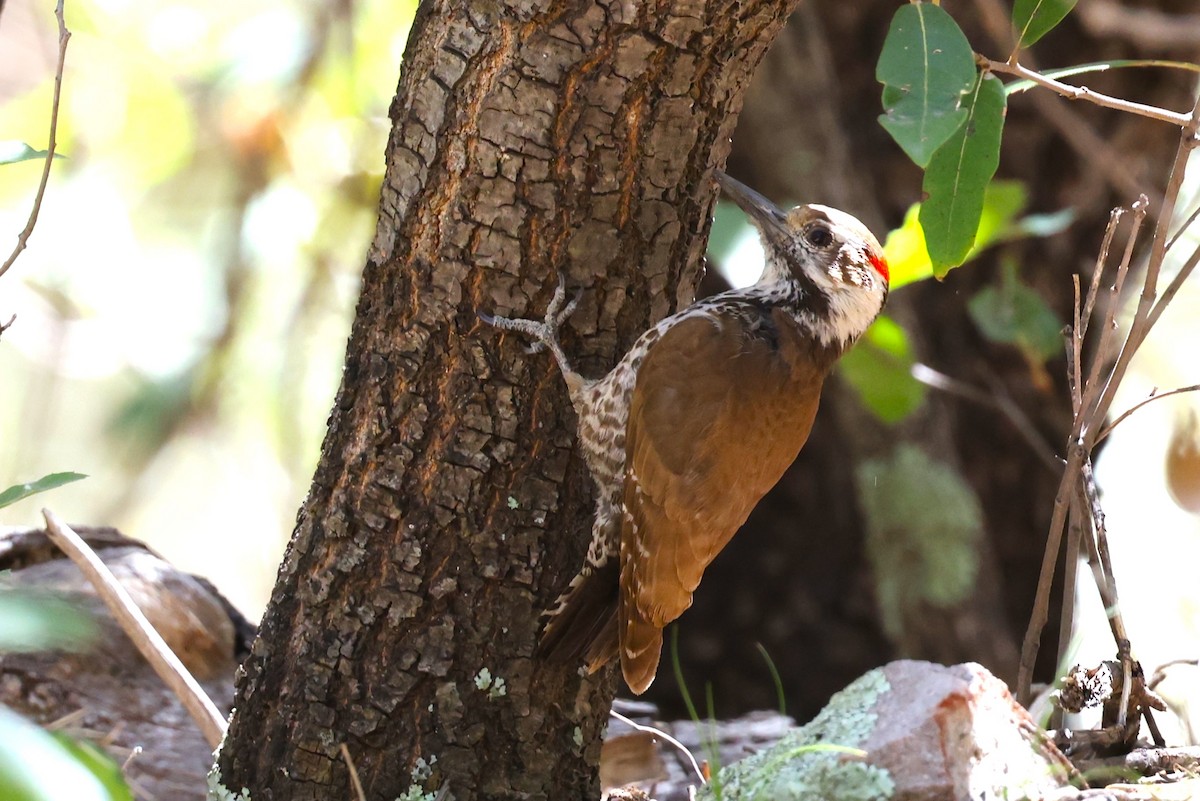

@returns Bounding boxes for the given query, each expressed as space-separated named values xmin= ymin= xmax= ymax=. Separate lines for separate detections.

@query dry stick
xmin=1019 ymin=93 xmax=1200 ymax=702
xmin=1078 ymin=208 xmax=1125 ymax=345
xmin=1097 ymin=383 xmax=1200 ymax=444
xmin=1090 ymin=96 xmax=1200 ymax=431
xmin=1144 ymin=237 xmax=1200 ymax=337
xmin=1080 ymin=459 xmax=1134 ymax=730
xmin=340 ymin=744 xmax=367 ymax=801
xmin=41 ymin=509 xmax=227 ymax=749
xmin=1081 ymin=199 xmax=1147 ymax=423
xmin=1015 ymin=206 xmax=1128 ymax=702
xmin=1070 ymin=279 xmax=1084 ymax=415
xmin=909 ymin=363 xmax=1060 ymax=471
xmin=984 ymin=58 xmax=1192 ymax=127
xmin=973 ymin=0 xmax=1149 ymax=203
xmin=0 ymin=0 xmax=70 ymax=280
xmin=1166 ymin=200 xmax=1200 ymax=254
xmin=609 ymin=709 xmax=707 ymax=786
xmin=1017 ymin=442 xmax=1086 ymax=703
xmin=1053 ymin=480 xmax=1084 ymax=730
xmin=1054 ymin=336 xmax=1085 ymax=718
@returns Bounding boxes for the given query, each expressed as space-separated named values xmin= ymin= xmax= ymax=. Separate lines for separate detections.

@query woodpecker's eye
xmin=806 ymin=225 xmax=833 ymax=249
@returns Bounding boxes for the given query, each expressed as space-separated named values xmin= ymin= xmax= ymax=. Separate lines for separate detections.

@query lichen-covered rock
xmin=698 ymin=661 xmax=1073 ymax=801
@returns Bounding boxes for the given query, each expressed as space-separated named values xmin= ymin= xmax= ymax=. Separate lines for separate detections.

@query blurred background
xmin=0 ymin=0 xmax=416 ymax=615
xmin=1 ymin=0 xmax=1199 ymax=734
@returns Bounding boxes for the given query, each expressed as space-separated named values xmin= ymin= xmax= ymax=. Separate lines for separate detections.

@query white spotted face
xmin=777 ymin=204 xmax=889 ymax=346
xmin=715 ymin=171 xmax=889 ymax=347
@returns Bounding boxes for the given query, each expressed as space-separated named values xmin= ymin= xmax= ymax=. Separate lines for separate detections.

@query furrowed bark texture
xmin=217 ymin=0 xmax=799 ymax=798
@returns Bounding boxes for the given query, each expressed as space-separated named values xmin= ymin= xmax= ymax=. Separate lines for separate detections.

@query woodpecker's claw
xmin=478 ymin=274 xmax=584 ymax=387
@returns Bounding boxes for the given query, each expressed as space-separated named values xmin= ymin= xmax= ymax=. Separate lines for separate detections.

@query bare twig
xmin=1078 ymin=207 xmax=1124 ymax=344
xmin=1070 ymin=282 xmax=1083 ymax=415
xmin=1145 ymin=239 xmax=1200 ymax=337
xmin=972 ymin=0 xmax=1149 ymax=202
xmin=0 ymin=0 xmax=70 ymax=280
xmin=1018 ymin=91 xmax=1200 ymax=703
xmin=1080 ymin=199 xmax=1147 ymax=422
xmin=340 ymin=744 xmax=367 ymax=801
xmin=609 ymin=709 xmax=707 ymax=786
xmin=1166 ymin=200 xmax=1200 ymax=253
xmin=1097 ymin=384 xmax=1200 ymax=443
xmin=909 ymin=363 xmax=1060 ymax=471
xmin=41 ymin=509 xmax=227 ymax=749
xmin=983 ymin=58 xmax=1192 ymax=127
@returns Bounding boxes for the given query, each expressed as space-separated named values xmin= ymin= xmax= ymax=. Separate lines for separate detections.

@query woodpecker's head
xmin=715 ymin=170 xmax=889 ymax=347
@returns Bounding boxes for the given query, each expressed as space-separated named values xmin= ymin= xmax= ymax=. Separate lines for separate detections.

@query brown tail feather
xmin=619 ymin=614 xmax=663 ymax=695
xmin=538 ymin=560 xmax=619 ymax=669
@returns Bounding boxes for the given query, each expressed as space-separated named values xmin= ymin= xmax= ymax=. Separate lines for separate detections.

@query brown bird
xmin=482 ymin=170 xmax=889 ymax=693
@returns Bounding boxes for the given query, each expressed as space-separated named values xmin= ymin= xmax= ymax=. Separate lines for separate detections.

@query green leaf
xmin=0 ymin=591 xmax=96 ymax=653
xmin=0 ymin=473 xmax=88 ymax=510
xmin=972 ymin=181 xmax=1027 ymax=249
xmin=884 ymin=182 xmax=1033 ymax=290
xmin=967 ymin=260 xmax=1062 ymax=362
xmin=876 ymin=3 xmax=977 ymax=168
xmin=50 ymin=735 xmax=133 ymax=801
xmin=920 ymin=73 xmax=1007 ymax=275
xmin=880 ymin=204 xmax=932 ymax=291
xmin=0 ymin=141 xmax=57 ymax=165
xmin=839 ymin=316 xmax=927 ymax=424
xmin=1013 ymin=0 xmax=1078 ymax=49
xmin=0 ymin=707 xmax=132 ymax=801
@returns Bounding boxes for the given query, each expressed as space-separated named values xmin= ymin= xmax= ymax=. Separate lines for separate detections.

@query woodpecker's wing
xmin=619 ymin=308 xmax=827 ymax=692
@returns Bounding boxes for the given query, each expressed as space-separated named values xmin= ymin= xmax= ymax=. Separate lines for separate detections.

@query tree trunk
xmin=215 ymin=0 xmax=801 ymax=798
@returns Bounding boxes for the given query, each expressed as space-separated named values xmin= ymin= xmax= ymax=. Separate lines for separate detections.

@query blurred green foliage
xmin=0 ymin=0 xmax=418 ymax=615
xmin=0 ymin=707 xmax=132 ymax=801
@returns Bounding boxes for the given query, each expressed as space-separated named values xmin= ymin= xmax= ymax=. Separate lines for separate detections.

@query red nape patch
xmin=869 ymin=251 xmax=890 ymax=283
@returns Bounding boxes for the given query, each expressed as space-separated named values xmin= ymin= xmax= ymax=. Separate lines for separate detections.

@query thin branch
xmin=973 ymin=0 xmax=1148 ymax=202
xmin=609 ymin=709 xmax=707 ymax=786
xmin=1089 ymin=95 xmax=1200 ymax=431
xmin=1017 ymin=442 xmax=1085 ymax=702
xmin=983 ymin=58 xmax=1192 ymax=127
xmin=1097 ymin=384 xmax=1200 ymax=444
xmin=1081 ymin=199 xmax=1147 ymax=423
xmin=0 ymin=0 xmax=70 ymax=280
xmin=909 ymin=363 xmax=1060 ymax=471
xmin=41 ymin=509 xmax=227 ymax=749
xmin=1145 ymin=238 xmax=1200 ymax=336
xmin=340 ymin=744 xmax=367 ymax=801
xmin=1078 ymin=207 xmax=1124 ymax=344
xmin=1166 ymin=200 xmax=1200 ymax=253
xmin=1070 ymin=281 xmax=1083 ymax=415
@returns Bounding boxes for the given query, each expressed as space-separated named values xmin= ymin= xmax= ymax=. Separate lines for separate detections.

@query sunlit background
xmin=0 ymin=0 xmax=416 ymax=615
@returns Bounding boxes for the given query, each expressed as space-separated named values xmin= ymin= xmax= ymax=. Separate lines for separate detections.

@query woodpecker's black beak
xmin=715 ymin=170 xmax=789 ymax=237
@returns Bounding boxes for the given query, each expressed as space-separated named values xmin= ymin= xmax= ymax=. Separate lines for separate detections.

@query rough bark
xmin=216 ymin=0 xmax=802 ymax=798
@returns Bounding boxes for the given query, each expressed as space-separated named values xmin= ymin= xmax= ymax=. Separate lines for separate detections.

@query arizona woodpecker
xmin=482 ymin=170 xmax=889 ymax=693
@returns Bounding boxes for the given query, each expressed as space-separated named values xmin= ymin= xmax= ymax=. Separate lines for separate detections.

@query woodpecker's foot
xmin=479 ymin=273 xmax=581 ymax=357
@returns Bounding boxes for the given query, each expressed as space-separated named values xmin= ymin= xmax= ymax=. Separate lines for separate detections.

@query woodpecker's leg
xmin=480 ymin=274 xmax=585 ymax=398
